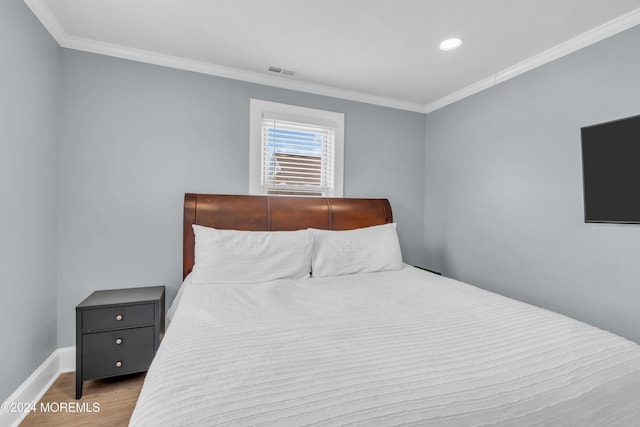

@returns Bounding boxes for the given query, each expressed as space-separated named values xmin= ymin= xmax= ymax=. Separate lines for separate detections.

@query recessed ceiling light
xmin=439 ymin=37 xmax=463 ymax=51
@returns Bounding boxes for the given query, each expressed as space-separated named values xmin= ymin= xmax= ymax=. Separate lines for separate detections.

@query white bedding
xmin=130 ymin=266 xmax=640 ymax=426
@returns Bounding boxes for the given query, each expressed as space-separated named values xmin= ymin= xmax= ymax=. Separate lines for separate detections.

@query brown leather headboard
xmin=183 ymin=193 xmax=393 ymax=278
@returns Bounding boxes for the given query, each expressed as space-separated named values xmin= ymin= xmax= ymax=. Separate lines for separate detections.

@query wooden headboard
xmin=183 ymin=193 xmax=393 ymax=278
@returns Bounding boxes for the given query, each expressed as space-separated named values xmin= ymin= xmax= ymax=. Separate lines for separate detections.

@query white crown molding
xmin=423 ymin=76 xmax=497 ymax=114
xmin=23 ymin=0 xmax=425 ymax=114
xmin=24 ymin=0 xmax=640 ymax=115
xmin=23 ymin=0 xmax=66 ymax=45
xmin=63 ymin=35 xmax=428 ymax=113
xmin=425 ymin=7 xmax=640 ymax=114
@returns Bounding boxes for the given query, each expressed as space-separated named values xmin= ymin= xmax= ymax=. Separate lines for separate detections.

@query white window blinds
xmin=250 ymin=99 xmax=344 ymax=197
xmin=261 ymin=114 xmax=336 ymax=196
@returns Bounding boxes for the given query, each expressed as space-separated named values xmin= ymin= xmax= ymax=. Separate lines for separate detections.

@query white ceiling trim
xmin=64 ymin=35 xmax=428 ymax=113
xmin=23 ymin=0 xmax=426 ymax=114
xmin=24 ymin=0 xmax=66 ymax=45
xmin=24 ymin=0 xmax=640 ymax=115
xmin=424 ymin=8 xmax=640 ymax=113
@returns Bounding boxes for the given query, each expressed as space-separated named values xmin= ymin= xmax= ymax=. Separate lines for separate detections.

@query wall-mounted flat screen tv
xmin=581 ymin=114 xmax=640 ymax=224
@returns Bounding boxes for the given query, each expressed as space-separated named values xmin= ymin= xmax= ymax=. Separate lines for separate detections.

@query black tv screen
xmin=581 ymin=114 xmax=640 ymax=224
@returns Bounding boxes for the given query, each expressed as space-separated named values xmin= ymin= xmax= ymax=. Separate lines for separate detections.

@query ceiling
xmin=25 ymin=0 xmax=640 ymax=113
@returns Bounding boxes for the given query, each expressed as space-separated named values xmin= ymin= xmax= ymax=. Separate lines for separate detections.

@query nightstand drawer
xmin=83 ymin=348 xmax=154 ymax=380
xmin=82 ymin=304 xmax=155 ymax=331
xmin=83 ymin=326 xmax=154 ymax=356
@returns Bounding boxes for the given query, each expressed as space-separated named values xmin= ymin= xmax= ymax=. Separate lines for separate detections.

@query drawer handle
xmin=115 ymin=361 xmax=122 ymax=368
xmin=115 ymin=338 xmax=122 ymax=345
xmin=115 ymin=314 xmax=123 ymax=321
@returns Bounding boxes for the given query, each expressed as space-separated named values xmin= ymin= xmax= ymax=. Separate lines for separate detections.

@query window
xmin=250 ymin=99 xmax=344 ymax=197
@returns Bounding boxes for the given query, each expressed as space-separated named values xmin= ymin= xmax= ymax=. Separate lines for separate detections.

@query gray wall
xmin=57 ymin=50 xmax=426 ymax=347
xmin=0 ymin=0 xmax=60 ymax=402
xmin=424 ymin=25 xmax=640 ymax=343
xmin=11 ymin=0 xmax=638 ymax=400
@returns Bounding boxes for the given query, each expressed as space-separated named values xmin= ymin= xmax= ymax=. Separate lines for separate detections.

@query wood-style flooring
xmin=20 ymin=372 xmax=144 ymax=427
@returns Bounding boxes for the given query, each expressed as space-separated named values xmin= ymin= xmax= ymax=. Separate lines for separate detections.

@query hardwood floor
xmin=20 ymin=372 xmax=145 ymax=427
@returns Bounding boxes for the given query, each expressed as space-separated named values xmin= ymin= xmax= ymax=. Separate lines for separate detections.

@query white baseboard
xmin=0 ymin=347 xmax=75 ymax=427
xmin=58 ymin=346 xmax=76 ymax=373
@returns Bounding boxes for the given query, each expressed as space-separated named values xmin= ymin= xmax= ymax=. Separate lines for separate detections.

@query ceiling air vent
xmin=268 ymin=66 xmax=296 ymax=77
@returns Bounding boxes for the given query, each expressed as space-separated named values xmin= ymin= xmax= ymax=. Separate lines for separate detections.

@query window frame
xmin=249 ymin=99 xmax=344 ymax=197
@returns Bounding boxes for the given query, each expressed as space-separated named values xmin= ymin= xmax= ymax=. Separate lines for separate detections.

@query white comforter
xmin=130 ymin=266 xmax=640 ymax=426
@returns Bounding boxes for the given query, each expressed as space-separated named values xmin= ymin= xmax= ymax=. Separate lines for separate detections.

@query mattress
xmin=129 ymin=265 xmax=640 ymax=426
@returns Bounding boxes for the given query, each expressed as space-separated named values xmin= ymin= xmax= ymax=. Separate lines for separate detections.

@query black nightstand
xmin=75 ymin=286 xmax=165 ymax=399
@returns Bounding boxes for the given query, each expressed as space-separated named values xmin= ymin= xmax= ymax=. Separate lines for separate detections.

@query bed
xmin=129 ymin=194 xmax=640 ymax=426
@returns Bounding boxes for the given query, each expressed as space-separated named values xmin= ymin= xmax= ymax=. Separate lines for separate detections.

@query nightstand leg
xmin=76 ymin=374 xmax=82 ymax=399
xmin=76 ymin=308 xmax=83 ymax=399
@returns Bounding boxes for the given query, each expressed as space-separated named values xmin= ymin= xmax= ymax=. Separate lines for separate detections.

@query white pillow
xmin=191 ymin=225 xmax=312 ymax=284
xmin=309 ymin=223 xmax=403 ymax=277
